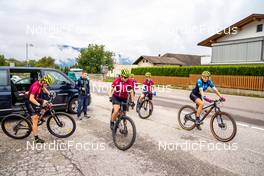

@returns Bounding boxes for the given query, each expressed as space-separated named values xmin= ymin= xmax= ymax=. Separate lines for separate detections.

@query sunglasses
xmin=123 ymin=76 xmax=129 ymax=79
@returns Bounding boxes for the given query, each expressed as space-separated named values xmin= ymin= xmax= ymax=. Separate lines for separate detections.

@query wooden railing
xmin=134 ymin=75 xmax=264 ymax=91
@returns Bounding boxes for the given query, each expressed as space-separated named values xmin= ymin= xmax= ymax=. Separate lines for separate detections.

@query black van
xmin=0 ymin=67 xmax=82 ymax=116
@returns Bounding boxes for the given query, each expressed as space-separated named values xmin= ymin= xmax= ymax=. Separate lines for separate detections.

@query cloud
xmin=0 ymin=0 xmax=263 ymax=62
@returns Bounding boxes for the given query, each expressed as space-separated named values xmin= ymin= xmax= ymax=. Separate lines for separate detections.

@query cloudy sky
xmin=0 ymin=0 xmax=263 ymax=63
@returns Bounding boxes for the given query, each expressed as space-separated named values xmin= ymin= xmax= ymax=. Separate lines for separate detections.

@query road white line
xmin=251 ymin=126 xmax=264 ymax=131
xmin=245 ymin=148 xmax=264 ymax=156
xmin=236 ymin=123 xmax=249 ymax=127
xmin=237 ymin=122 xmax=264 ymax=132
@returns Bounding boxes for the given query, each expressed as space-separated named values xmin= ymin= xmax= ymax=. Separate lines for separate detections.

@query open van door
xmin=0 ymin=68 xmax=12 ymax=115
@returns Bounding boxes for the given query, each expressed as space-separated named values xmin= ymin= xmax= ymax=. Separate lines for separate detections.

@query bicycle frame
xmin=17 ymin=95 xmax=61 ymax=126
xmin=187 ymin=100 xmax=222 ymax=122
xmin=116 ymin=92 xmax=135 ymax=119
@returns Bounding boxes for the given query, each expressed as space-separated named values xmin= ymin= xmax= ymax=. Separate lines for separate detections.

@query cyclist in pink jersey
xmin=108 ymin=69 xmax=135 ymax=129
xmin=138 ymin=72 xmax=155 ymax=104
xmin=25 ymin=74 xmax=54 ymax=143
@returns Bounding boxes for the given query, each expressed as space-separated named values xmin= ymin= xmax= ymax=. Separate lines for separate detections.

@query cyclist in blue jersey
xmin=190 ymin=71 xmax=225 ymax=130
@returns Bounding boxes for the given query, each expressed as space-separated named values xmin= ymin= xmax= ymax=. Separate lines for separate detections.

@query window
xmin=0 ymin=70 xmax=8 ymax=86
xmin=11 ymin=73 xmax=31 ymax=84
xmin=43 ymin=70 xmax=71 ymax=86
xmin=256 ymin=24 xmax=263 ymax=32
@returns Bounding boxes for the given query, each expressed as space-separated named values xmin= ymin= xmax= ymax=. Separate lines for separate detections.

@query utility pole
xmin=26 ymin=43 xmax=34 ymax=66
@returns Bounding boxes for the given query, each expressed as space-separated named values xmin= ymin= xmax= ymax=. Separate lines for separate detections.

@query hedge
xmin=131 ymin=65 xmax=264 ymax=77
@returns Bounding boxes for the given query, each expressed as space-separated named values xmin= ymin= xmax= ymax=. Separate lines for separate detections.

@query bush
xmin=131 ymin=65 xmax=264 ymax=77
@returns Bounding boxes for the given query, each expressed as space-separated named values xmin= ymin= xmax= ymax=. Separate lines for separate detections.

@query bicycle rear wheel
xmin=178 ymin=105 xmax=196 ymax=130
xmin=112 ymin=116 xmax=136 ymax=151
xmin=1 ymin=114 xmax=32 ymax=139
xmin=46 ymin=112 xmax=76 ymax=138
xmin=210 ymin=112 xmax=237 ymax=142
xmin=138 ymin=100 xmax=153 ymax=119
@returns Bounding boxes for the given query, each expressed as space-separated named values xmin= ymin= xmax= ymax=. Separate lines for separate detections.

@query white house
xmin=198 ymin=14 xmax=264 ymax=64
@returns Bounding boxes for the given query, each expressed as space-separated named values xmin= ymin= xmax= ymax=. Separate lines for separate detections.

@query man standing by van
xmin=76 ymin=71 xmax=90 ymax=120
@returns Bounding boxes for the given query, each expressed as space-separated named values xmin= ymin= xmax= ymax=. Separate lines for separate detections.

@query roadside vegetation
xmin=131 ymin=65 xmax=264 ymax=77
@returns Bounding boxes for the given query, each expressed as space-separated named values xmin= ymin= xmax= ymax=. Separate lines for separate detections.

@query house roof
xmin=198 ymin=14 xmax=264 ymax=47
xmin=133 ymin=53 xmax=201 ymax=66
xmin=162 ymin=53 xmax=201 ymax=65
xmin=133 ymin=56 xmax=185 ymax=65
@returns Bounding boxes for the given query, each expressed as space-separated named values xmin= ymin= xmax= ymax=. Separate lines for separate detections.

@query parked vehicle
xmin=68 ymin=68 xmax=90 ymax=82
xmin=0 ymin=66 xmax=81 ymax=116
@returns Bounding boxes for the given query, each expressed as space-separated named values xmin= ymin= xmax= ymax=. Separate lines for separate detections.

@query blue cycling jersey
xmin=192 ymin=79 xmax=215 ymax=95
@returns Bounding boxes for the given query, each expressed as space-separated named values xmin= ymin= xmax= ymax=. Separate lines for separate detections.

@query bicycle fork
xmin=52 ymin=112 xmax=64 ymax=127
xmin=216 ymin=115 xmax=226 ymax=129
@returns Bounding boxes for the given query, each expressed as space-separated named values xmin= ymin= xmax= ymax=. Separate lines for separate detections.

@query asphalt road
xmin=0 ymin=81 xmax=263 ymax=176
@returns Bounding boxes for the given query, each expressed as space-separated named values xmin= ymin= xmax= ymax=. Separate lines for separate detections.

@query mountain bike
xmin=110 ymin=97 xmax=136 ymax=151
xmin=1 ymin=94 xmax=76 ymax=139
xmin=136 ymin=91 xmax=153 ymax=119
xmin=178 ymin=99 xmax=237 ymax=142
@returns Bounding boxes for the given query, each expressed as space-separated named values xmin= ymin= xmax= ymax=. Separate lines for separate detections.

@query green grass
xmin=103 ymin=77 xmax=115 ymax=82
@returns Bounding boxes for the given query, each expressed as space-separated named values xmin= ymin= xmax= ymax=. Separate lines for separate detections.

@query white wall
xmin=137 ymin=59 xmax=154 ymax=67
xmin=107 ymin=64 xmax=138 ymax=77
xmin=201 ymin=55 xmax=211 ymax=64
xmin=218 ymin=19 xmax=264 ymax=42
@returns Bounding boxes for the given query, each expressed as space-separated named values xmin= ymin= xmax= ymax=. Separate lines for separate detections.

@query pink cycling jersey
xmin=28 ymin=81 xmax=43 ymax=100
xmin=112 ymin=78 xmax=134 ymax=100
xmin=143 ymin=79 xmax=154 ymax=92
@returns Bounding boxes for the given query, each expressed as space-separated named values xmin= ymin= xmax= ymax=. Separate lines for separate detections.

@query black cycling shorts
xmin=143 ymin=91 xmax=153 ymax=100
xmin=112 ymin=95 xmax=128 ymax=111
xmin=190 ymin=92 xmax=202 ymax=103
xmin=25 ymin=100 xmax=41 ymax=116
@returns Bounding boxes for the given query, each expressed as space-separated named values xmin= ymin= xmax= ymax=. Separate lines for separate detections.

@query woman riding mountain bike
xmin=108 ymin=69 xmax=135 ymax=130
xmin=190 ymin=71 xmax=225 ymax=130
xmin=138 ymin=72 xmax=155 ymax=104
xmin=136 ymin=72 xmax=155 ymax=119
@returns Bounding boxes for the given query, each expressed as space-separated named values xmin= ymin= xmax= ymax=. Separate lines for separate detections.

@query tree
xmin=77 ymin=44 xmax=114 ymax=73
xmin=0 ymin=54 xmax=61 ymax=69
xmin=35 ymin=56 xmax=59 ymax=68
xmin=63 ymin=66 xmax=70 ymax=74
xmin=0 ymin=54 xmax=6 ymax=66
xmin=28 ymin=59 xmax=37 ymax=67
xmin=6 ymin=58 xmax=27 ymax=66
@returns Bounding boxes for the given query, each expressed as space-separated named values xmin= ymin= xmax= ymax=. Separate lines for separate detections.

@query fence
xmin=88 ymin=74 xmax=104 ymax=81
xmin=134 ymin=75 xmax=264 ymax=91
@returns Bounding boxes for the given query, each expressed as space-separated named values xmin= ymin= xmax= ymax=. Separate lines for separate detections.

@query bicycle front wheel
xmin=138 ymin=100 xmax=153 ymax=119
xmin=210 ymin=112 xmax=237 ymax=142
xmin=46 ymin=112 xmax=76 ymax=138
xmin=112 ymin=116 xmax=136 ymax=151
xmin=1 ymin=114 xmax=32 ymax=139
